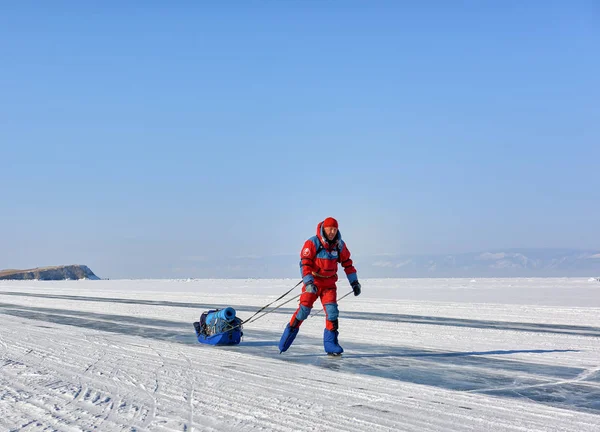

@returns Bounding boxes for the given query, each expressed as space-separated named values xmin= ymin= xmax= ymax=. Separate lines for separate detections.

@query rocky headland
xmin=0 ymin=265 xmax=100 ymax=280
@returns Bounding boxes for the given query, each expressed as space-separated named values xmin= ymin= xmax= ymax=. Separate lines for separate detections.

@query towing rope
xmin=241 ymin=280 xmax=302 ymax=325
xmin=228 ymin=282 xmax=354 ymax=330
xmin=242 ymin=293 xmax=302 ymax=326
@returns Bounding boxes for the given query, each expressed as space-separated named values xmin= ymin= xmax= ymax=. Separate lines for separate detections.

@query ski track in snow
xmin=0 ymin=278 xmax=599 ymax=431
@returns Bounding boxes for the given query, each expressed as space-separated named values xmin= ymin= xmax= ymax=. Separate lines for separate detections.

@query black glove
xmin=305 ymin=282 xmax=317 ymax=294
xmin=351 ymin=280 xmax=361 ymax=296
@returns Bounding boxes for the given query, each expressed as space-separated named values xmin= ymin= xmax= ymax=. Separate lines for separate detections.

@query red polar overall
xmin=289 ymin=220 xmax=358 ymax=331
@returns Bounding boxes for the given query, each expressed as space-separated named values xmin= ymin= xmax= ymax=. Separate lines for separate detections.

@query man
xmin=279 ymin=217 xmax=361 ymax=355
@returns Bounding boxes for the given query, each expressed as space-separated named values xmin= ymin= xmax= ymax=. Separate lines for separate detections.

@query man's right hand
xmin=305 ymin=282 xmax=317 ymax=294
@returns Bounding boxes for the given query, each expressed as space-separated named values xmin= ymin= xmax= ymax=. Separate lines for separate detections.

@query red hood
xmin=316 ymin=221 xmax=340 ymax=250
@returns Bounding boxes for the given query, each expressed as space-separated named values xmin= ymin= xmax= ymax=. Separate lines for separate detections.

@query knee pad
xmin=295 ymin=304 xmax=312 ymax=321
xmin=324 ymin=303 xmax=339 ymax=321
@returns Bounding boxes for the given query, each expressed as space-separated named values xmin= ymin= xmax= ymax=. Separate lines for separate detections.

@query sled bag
xmin=193 ymin=308 xmax=243 ymax=346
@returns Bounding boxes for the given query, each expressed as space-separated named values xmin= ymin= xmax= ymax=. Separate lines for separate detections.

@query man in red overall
xmin=279 ymin=217 xmax=361 ymax=355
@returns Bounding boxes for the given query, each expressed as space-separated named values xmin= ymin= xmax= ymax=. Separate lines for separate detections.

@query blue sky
xmin=1 ymin=1 xmax=598 ymax=278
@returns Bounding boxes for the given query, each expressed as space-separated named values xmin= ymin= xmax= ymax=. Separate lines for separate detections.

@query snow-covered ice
xmin=1 ymin=278 xmax=599 ymax=431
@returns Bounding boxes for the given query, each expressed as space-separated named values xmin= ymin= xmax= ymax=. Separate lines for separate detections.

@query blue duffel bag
xmin=193 ymin=307 xmax=243 ymax=346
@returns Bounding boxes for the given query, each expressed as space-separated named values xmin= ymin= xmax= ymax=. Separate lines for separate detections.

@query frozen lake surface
xmin=1 ymin=277 xmax=599 ymax=431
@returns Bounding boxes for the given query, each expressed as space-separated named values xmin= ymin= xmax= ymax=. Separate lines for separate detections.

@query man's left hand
xmin=351 ymin=280 xmax=361 ymax=296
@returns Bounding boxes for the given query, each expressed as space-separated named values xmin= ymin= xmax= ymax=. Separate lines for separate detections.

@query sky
xmin=1 ymin=1 xmax=599 ymax=279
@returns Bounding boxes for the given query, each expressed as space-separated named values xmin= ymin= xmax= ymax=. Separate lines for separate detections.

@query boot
xmin=279 ymin=323 xmax=299 ymax=353
xmin=323 ymin=328 xmax=343 ymax=354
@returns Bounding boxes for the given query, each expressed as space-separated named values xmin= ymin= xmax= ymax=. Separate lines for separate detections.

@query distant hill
xmin=163 ymin=248 xmax=600 ymax=279
xmin=361 ymin=249 xmax=600 ymax=277
xmin=0 ymin=265 xmax=100 ymax=280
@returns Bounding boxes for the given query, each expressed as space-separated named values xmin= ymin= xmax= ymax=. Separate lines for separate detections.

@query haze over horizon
xmin=3 ymin=247 xmax=600 ymax=280
xmin=2 ymin=2 xmax=598 ymax=279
